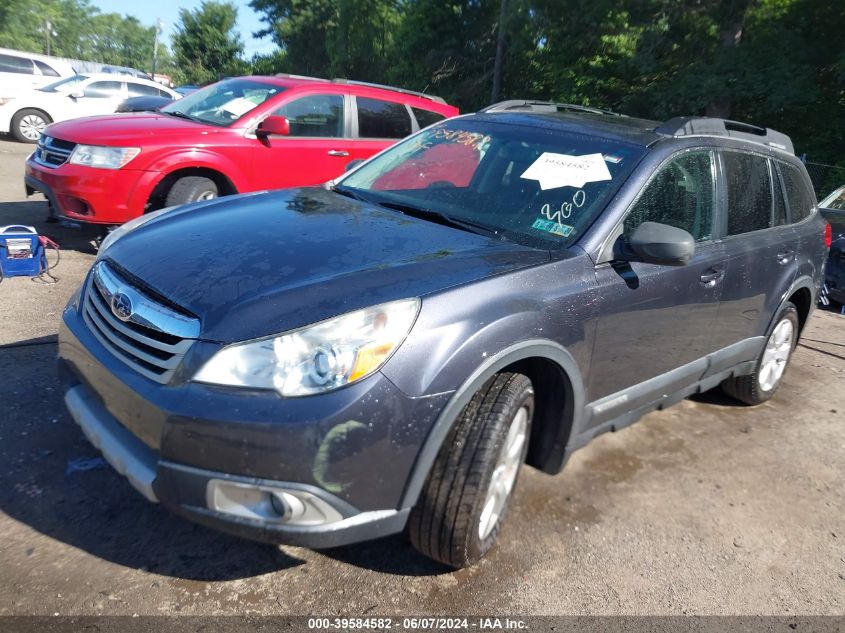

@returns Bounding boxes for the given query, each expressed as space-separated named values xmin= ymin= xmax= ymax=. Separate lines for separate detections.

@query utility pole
xmin=490 ymin=0 xmax=508 ymax=104
xmin=151 ymin=18 xmax=163 ymax=79
xmin=43 ymin=19 xmax=55 ymax=56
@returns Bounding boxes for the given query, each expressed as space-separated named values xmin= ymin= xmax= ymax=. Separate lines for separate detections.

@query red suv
xmin=24 ymin=75 xmax=458 ymax=226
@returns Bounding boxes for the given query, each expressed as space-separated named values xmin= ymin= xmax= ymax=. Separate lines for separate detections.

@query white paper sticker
xmin=220 ymin=97 xmax=257 ymax=117
xmin=520 ymin=152 xmax=612 ymax=190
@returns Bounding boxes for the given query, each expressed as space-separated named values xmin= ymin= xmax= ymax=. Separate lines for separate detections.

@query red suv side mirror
xmin=257 ymin=116 xmax=290 ymax=137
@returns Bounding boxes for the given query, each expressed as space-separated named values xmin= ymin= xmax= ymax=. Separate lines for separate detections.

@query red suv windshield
xmin=160 ymin=78 xmax=287 ymax=127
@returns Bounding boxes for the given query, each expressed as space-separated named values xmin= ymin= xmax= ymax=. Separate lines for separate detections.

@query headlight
xmin=194 ymin=299 xmax=420 ymax=396
xmin=69 ymin=145 xmax=140 ymax=169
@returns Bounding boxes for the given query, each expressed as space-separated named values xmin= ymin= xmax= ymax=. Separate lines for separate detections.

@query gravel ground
xmin=0 ymin=136 xmax=843 ymax=617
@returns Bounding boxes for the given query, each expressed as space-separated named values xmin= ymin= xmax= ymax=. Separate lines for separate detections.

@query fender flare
xmin=397 ymin=339 xmax=586 ymax=510
xmin=777 ymin=274 xmax=817 ymax=331
xmin=144 ymin=150 xmax=250 ymax=194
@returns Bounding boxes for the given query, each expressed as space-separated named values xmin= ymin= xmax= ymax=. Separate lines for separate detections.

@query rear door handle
xmin=327 ymin=150 xmax=349 ymax=157
xmin=777 ymin=250 xmax=794 ymax=264
xmin=700 ymin=268 xmax=725 ymax=287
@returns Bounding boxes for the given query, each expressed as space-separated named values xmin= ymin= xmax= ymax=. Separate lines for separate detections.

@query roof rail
xmin=655 ymin=116 xmax=795 ymax=154
xmin=482 ymin=100 xmax=626 ymax=117
xmin=331 ymin=78 xmax=445 ymax=104
xmin=274 ymin=73 xmax=446 ymax=104
xmin=274 ymin=73 xmax=325 ymax=81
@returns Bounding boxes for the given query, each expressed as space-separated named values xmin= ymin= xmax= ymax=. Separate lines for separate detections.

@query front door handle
xmin=327 ymin=150 xmax=349 ymax=157
xmin=700 ymin=268 xmax=725 ymax=288
xmin=777 ymin=250 xmax=794 ymax=265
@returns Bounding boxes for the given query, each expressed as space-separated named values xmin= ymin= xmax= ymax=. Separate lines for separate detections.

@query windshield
xmin=39 ymin=74 xmax=88 ymax=92
xmin=337 ymin=118 xmax=647 ymax=249
xmin=160 ymin=78 xmax=286 ymax=126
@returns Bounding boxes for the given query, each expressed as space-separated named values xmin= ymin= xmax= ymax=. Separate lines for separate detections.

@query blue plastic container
xmin=0 ymin=225 xmax=45 ymax=278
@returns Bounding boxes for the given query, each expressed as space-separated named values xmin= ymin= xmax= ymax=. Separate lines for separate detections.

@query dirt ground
xmin=0 ymin=136 xmax=843 ymax=617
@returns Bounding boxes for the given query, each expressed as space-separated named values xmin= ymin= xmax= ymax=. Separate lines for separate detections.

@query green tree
xmin=172 ymin=0 xmax=247 ymax=84
xmin=249 ymin=0 xmax=400 ymax=79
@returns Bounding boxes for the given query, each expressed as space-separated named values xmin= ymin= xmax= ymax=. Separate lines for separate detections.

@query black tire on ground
xmin=721 ymin=301 xmax=799 ymax=405
xmin=408 ymin=372 xmax=533 ymax=568
xmin=11 ymin=108 xmax=52 ymax=143
xmin=164 ymin=176 xmax=218 ymax=206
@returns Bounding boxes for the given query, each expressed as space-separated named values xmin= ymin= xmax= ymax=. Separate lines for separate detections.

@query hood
xmin=46 ymin=112 xmax=215 ymax=144
xmin=104 ymin=188 xmax=550 ymax=342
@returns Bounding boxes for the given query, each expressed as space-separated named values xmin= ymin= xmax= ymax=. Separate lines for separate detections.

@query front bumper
xmin=25 ymin=158 xmax=160 ymax=225
xmin=58 ymin=297 xmax=450 ymax=546
xmin=63 ymin=382 xmax=409 ymax=547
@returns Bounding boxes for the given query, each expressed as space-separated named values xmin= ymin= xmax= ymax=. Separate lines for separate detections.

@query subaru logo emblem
xmin=111 ymin=292 xmax=133 ymax=321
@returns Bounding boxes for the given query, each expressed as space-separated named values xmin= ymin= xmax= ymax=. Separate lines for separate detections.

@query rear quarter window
xmin=34 ymin=60 xmax=60 ymax=77
xmin=412 ymin=107 xmax=446 ymax=129
xmin=723 ymin=151 xmax=773 ymax=235
xmin=779 ymin=162 xmax=816 ymax=222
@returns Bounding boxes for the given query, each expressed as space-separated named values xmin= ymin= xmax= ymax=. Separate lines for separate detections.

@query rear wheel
xmin=164 ymin=176 xmax=218 ymax=206
xmin=11 ymin=109 xmax=51 ymax=143
xmin=721 ymin=302 xmax=799 ymax=405
xmin=408 ymin=372 xmax=533 ymax=568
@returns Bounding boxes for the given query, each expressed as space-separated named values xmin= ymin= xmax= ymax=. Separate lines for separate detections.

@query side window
xmin=623 ymin=151 xmax=715 ymax=243
xmin=34 ymin=60 xmax=60 ymax=77
xmin=274 ymin=94 xmax=344 ymax=137
xmin=357 ymin=97 xmax=412 ymax=139
xmin=779 ymin=162 xmax=816 ymax=222
xmin=411 ymin=107 xmax=446 ymax=129
xmin=0 ymin=53 xmax=35 ymax=75
xmin=723 ymin=152 xmax=773 ymax=235
xmin=83 ymin=81 xmax=123 ymax=98
xmin=157 ymin=89 xmax=172 ymax=98
xmin=127 ymin=82 xmax=161 ymax=97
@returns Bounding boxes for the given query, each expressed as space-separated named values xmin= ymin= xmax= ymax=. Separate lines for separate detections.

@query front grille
xmin=82 ymin=261 xmax=200 ymax=384
xmin=33 ymin=135 xmax=76 ymax=168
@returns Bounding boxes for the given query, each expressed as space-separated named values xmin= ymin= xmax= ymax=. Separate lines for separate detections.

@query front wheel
xmin=721 ymin=302 xmax=799 ymax=405
xmin=11 ymin=109 xmax=51 ymax=143
xmin=164 ymin=176 xmax=218 ymax=206
xmin=408 ymin=372 xmax=533 ymax=568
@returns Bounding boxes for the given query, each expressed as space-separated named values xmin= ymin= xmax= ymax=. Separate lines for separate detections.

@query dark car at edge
xmin=57 ymin=102 xmax=830 ymax=567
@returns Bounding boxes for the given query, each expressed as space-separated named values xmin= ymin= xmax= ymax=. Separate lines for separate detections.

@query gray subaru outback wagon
xmin=58 ymin=101 xmax=829 ymax=568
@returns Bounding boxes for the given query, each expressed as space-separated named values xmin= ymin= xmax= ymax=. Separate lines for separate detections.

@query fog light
xmin=207 ymin=479 xmax=345 ymax=526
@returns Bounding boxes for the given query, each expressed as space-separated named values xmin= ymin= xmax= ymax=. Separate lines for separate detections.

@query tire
xmin=11 ymin=109 xmax=51 ymax=143
xmin=164 ymin=176 xmax=218 ymax=206
xmin=408 ymin=372 xmax=533 ymax=568
xmin=721 ymin=302 xmax=799 ymax=405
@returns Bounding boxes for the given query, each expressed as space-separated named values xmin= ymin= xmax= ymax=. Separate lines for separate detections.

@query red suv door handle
xmin=328 ymin=150 xmax=350 ymax=157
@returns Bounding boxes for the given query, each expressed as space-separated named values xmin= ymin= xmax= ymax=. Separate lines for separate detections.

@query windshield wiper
xmin=376 ymin=200 xmax=500 ymax=238
xmin=161 ymin=110 xmax=197 ymax=122
xmin=330 ymin=184 xmax=371 ymax=203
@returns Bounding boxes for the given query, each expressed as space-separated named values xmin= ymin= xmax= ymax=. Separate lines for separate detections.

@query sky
xmin=89 ymin=0 xmax=277 ymax=57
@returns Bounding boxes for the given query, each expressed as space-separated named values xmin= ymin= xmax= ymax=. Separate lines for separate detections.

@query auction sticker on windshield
xmin=521 ymin=152 xmax=612 ymax=190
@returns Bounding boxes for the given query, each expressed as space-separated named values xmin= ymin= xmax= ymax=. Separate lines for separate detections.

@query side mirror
xmin=69 ymin=90 xmax=84 ymax=99
xmin=256 ymin=115 xmax=289 ymax=137
xmin=344 ymin=159 xmax=364 ymax=172
xmin=627 ymin=221 xmax=695 ymax=266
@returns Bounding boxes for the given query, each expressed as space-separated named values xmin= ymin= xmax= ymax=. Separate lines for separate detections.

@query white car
xmin=0 ymin=47 xmax=76 ymax=94
xmin=0 ymin=73 xmax=181 ymax=142
xmin=820 ymin=184 xmax=845 ymax=211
